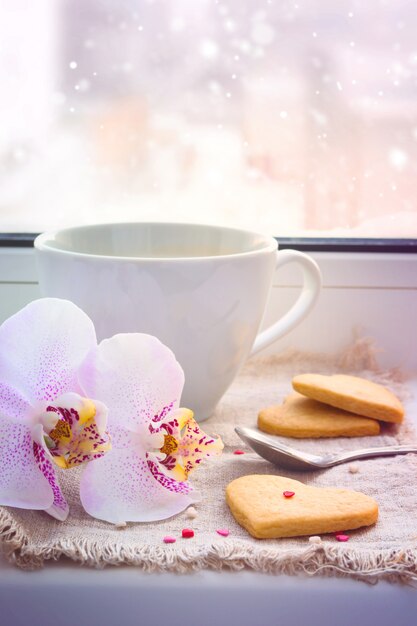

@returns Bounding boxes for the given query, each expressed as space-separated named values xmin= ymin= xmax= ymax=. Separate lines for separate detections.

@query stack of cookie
xmin=258 ymin=374 xmax=404 ymax=438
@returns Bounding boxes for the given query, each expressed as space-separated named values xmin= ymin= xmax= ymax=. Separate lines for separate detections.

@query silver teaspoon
xmin=235 ymin=426 xmax=417 ymax=471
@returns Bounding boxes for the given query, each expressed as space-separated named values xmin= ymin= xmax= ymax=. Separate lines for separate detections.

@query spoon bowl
xmin=235 ymin=426 xmax=417 ymax=471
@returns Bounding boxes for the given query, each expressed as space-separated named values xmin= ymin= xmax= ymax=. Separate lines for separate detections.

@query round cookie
xmin=258 ymin=393 xmax=380 ymax=438
xmin=226 ymin=474 xmax=378 ymax=539
xmin=292 ymin=374 xmax=404 ymax=424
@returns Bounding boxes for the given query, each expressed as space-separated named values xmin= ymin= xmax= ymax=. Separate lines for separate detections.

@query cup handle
xmin=250 ymin=249 xmax=322 ymax=356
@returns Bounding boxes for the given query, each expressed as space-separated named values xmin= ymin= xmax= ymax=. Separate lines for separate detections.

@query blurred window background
xmin=1 ymin=0 xmax=417 ymax=237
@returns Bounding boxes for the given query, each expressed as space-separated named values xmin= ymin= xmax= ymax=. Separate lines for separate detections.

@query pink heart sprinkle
xmin=216 ymin=529 xmax=230 ymax=537
xmin=283 ymin=491 xmax=295 ymax=498
xmin=234 ymin=450 xmax=245 ymax=455
xmin=163 ymin=536 xmax=176 ymax=544
xmin=335 ymin=534 xmax=349 ymax=542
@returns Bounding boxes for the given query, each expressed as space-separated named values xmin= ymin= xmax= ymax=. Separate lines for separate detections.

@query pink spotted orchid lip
xmin=32 ymin=393 xmax=111 ymax=470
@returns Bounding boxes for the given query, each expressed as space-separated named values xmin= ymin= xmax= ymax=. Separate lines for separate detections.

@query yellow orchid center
xmin=49 ymin=418 xmax=71 ymax=445
xmin=160 ymin=434 xmax=178 ymax=456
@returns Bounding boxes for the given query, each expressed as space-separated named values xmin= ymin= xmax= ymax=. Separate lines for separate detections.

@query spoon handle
xmin=333 ymin=445 xmax=417 ymax=465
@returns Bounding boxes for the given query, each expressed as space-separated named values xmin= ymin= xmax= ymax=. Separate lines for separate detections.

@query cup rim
xmin=34 ymin=222 xmax=278 ymax=261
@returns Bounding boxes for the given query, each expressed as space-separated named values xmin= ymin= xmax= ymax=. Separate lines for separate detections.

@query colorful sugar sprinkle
xmin=309 ymin=536 xmax=322 ymax=544
xmin=114 ymin=521 xmax=127 ymax=529
xmin=283 ymin=491 xmax=295 ymax=498
xmin=163 ymin=536 xmax=176 ymax=544
xmin=186 ymin=506 xmax=198 ymax=519
xmin=348 ymin=463 xmax=359 ymax=474
xmin=335 ymin=534 xmax=349 ymax=542
xmin=182 ymin=528 xmax=195 ymax=539
xmin=216 ymin=529 xmax=230 ymax=537
xmin=234 ymin=450 xmax=245 ymax=455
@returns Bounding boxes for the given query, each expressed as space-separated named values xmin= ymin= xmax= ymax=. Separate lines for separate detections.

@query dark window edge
xmin=0 ymin=232 xmax=417 ymax=254
xmin=0 ymin=233 xmax=40 ymax=248
xmin=277 ymin=238 xmax=417 ymax=253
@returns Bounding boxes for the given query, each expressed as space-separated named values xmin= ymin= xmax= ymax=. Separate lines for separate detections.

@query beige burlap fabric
xmin=1 ymin=340 xmax=417 ymax=583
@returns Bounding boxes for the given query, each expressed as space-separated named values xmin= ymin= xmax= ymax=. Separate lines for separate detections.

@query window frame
xmin=1 ymin=233 xmax=417 ymax=254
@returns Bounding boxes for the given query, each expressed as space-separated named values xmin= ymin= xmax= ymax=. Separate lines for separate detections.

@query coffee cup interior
xmin=35 ymin=222 xmax=277 ymax=260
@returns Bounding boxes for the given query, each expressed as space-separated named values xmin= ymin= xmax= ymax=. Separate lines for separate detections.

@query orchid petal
xmin=0 ymin=418 xmax=54 ymax=511
xmin=0 ymin=382 xmax=31 ymax=424
xmin=78 ymin=334 xmax=184 ymax=431
xmin=0 ymin=298 xmax=96 ymax=403
xmin=32 ymin=442 xmax=69 ymax=521
xmin=80 ymin=446 xmax=197 ymax=524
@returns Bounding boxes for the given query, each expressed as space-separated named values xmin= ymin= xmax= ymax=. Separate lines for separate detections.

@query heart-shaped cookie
xmin=258 ymin=393 xmax=380 ymax=438
xmin=226 ymin=475 xmax=378 ymax=539
xmin=292 ymin=374 xmax=404 ymax=423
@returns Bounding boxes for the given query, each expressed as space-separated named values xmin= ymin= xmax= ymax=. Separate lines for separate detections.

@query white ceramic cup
xmin=35 ymin=223 xmax=321 ymax=420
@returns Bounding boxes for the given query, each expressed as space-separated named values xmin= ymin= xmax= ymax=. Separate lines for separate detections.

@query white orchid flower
xmin=78 ymin=334 xmax=223 ymax=524
xmin=0 ymin=299 xmax=111 ymax=521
